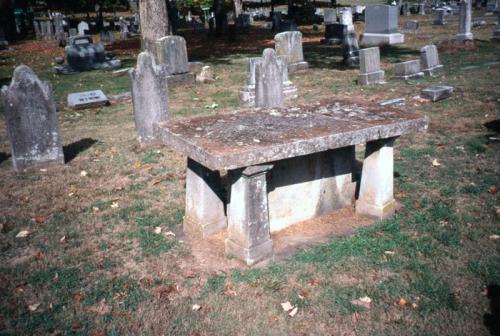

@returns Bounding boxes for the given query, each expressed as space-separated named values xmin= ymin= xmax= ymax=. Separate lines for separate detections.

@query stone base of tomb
xmin=422 ymin=64 xmax=444 ymax=77
xmin=357 ymin=70 xmax=385 ymax=85
xmin=360 ymin=33 xmax=405 ymax=46
xmin=225 ymin=238 xmax=273 ymax=266
xmin=167 ymin=72 xmax=195 ymax=86
xmin=288 ymin=61 xmax=309 ymax=73
xmin=320 ymin=37 xmax=343 ymax=45
xmin=239 ymin=82 xmax=298 ymax=107
xmin=392 ymin=71 xmax=424 ymax=80
xmin=456 ymin=33 xmax=474 ymax=42
xmin=356 ymin=199 xmax=397 ymax=219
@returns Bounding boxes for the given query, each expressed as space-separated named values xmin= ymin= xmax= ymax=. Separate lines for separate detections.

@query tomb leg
xmin=225 ymin=165 xmax=274 ymax=266
xmin=356 ymin=138 xmax=397 ymax=219
xmin=184 ymin=158 xmax=227 ymax=238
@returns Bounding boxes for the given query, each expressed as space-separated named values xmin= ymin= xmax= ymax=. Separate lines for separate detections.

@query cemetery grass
xmin=1 ymin=14 xmax=500 ymax=336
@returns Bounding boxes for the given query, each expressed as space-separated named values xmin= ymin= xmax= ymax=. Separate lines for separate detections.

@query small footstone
xmin=67 ymin=90 xmax=109 ymax=109
xmin=379 ymin=98 xmax=405 ymax=107
xmin=421 ymin=85 xmax=453 ymax=102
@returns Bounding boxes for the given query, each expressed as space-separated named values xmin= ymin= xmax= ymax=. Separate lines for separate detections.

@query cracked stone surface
xmin=154 ymin=99 xmax=429 ymax=171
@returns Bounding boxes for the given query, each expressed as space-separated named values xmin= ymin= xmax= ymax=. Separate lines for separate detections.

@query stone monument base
xmin=360 ymin=33 xmax=404 ymax=46
xmin=392 ymin=72 xmax=424 ymax=80
xmin=288 ymin=61 xmax=309 ymax=73
xmin=456 ymin=33 xmax=473 ymax=42
xmin=357 ymin=70 xmax=385 ymax=85
xmin=239 ymin=82 xmax=298 ymax=107
xmin=167 ymin=72 xmax=195 ymax=86
xmin=422 ymin=64 xmax=444 ymax=76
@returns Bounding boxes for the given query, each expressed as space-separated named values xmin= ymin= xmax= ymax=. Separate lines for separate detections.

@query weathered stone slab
xmin=67 ymin=90 xmax=109 ymax=109
xmin=1 ymin=65 xmax=64 ymax=171
xmin=392 ymin=60 xmax=424 ymax=80
xmin=255 ymin=49 xmax=284 ymax=108
xmin=154 ymin=99 xmax=429 ymax=171
xmin=358 ymin=47 xmax=385 ymax=85
xmin=420 ymin=44 xmax=443 ymax=76
xmin=379 ymin=97 xmax=405 ymax=107
xmin=274 ymin=31 xmax=308 ymax=73
xmin=129 ymin=52 xmax=170 ymax=145
xmin=421 ymin=85 xmax=453 ymax=101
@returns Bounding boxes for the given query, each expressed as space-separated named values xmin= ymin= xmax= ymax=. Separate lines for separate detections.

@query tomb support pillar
xmin=225 ymin=164 xmax=274 ymax=266
xmin=356 ymin=137 xmax=397 ymax=219
xmin=184 ymin=158 xmax=227 ymax=238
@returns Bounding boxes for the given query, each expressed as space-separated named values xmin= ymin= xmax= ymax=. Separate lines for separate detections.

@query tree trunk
xmin=139 ymin=0 xmax=169 ymax=54
xmin=233 ymin=0 xmax=243 ymax=17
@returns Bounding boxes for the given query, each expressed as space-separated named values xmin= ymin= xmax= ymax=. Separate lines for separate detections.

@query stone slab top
xmin=154 ymin=99 xmax=429 ymax=171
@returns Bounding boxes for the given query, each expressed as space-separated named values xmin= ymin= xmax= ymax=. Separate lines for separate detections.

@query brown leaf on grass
xmin=31 ymin=217 xmax=46 ymax=224
xmin=432 ymin=159 xmax=442 ymax=167
xmin=308 ymin=279 xmax=319 ymax=287
xmin=156 ymin=285 xmax=177 ymax=301
xmin=87 ymin=299 xmax=111 ymax=315
xmin=298 ymin=290 xmax=311 ymax=299
xmin=489 ymin=185 xmax=498 ymax=194
xmin=74 ymin=292 xmax=84 ymax=302
xmin=33 ymin=251 xmax=44 ymax=259
xmin=412 ymin=201 xmax=421 ymax=209
xmin=28 ymin=303 xmax=40 ymax=311
xmin=90 ymin=330 xmax=106 ymax=336
xmin=71 ymin=322 xmax=82 ymax=331
xmin=351 ymin=296 xmax=372 ymax=309
xmin=398 ymin=298 xmax=407 ymax=306
xmin=16 ymin=230 xmax=30 ymax=238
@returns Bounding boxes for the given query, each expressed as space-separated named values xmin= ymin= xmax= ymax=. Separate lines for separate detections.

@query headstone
xmin=40 ymin=21 xmax=48 ymax=39
xmin=156 ymin=35 xmax=195 ymax=86
xmin=196 ymin=66 xmax=215 ymax=83
xmin=119 ymin=17 xmax=129 ymax=38
xmin=343 ymin=29 xmax=360 ymax=67
xmin=357 ymin=47 xmax=385 ymax=85
xmin=421 ymin=85 xmax=453 ymax=101
xmin=492 ymin=0 xmax=500 ymax=41
xmin=77 ymin=21 xmax=89 ymax=36
xmin=420 ymin=44 xmax=444 ymax=76
xmin=33 ymin=20 xmax=41 ymax=39
xmin=46 ymin=21 xmax=54 ymax=40
xmin=323 ymin=8 xmax=337 ymax=24
xmin=360 ymin=5 xmax=404 ymax=46
xmin=456 ymin=0 xmax=473 ymax=42
xmin=418 ymin=2 xmax=426 ymax=15
xmin=239 ymin=55 xmax=297 ymax=107
xmin=403 ymin=20 xmax=419 ymax=31
xmin=339 ymin=7 xmax=353 ymax=29
xmin=392 ymin=60 xmax=424 ymax=80
xmin=274 ymin=31 xmax=309 ymax=73
xmin=100 ymin=30 xmax=115 ymax=44
xmin=67 ymin=90 xmax=109 ymax=109
xmin=65 ymin=36 xmax=105 ymax=71
xmin=272 ymin=11 xmax=282 ymax=31
xmin=0 ymin=65 xmax=64 ymax=171
xmin=130 ymin=52 xmax=170 ymax=145
xmin=255 ymin=49 xmax=283 ymax=108
xmin=69 ymin=28 xmax=77 ymax=37
xmin=433 ymin=8 xmax=446 ymax=25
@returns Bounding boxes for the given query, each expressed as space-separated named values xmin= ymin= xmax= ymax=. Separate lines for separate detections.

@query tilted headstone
xmin=392 ymin=60 xmax=424 ymax=80
xmin=456 ymin=0 xmax=473 ymax=41
xmin=0 ymin=65 xmax=64 ymax=171
xmin=343 ymin=29 xmax=360 ymax=67
xmin=323 ymin=8 xmax=337 ymax=24
xmin=77 ymin=21 xmax=89 ymax=36
xmin=239 ymin=55 xmax=297 ymax=107
xmin=129 ymin=52 xmax=170 ymax=145
xmin=420 ymin=45 xmax=443 ymax=76
xmin=156 ymin=35 xmax=195 ymax=85
xmin=255 ymin=49 xmax=284 ymax=108
xmin=357 ymin=47 xmax=385 ymax=85
xmin=67 ymin=90 xmax=109 ymax=109
xmin=360 ymin=5 xmax=404 ymax=46
xmin=433 ymin=9 xmax=446 ymax=25
xmin=274 ymin=31 xmax=308 ymax=73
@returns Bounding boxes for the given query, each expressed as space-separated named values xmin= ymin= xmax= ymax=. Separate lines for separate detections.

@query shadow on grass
xmin=484 ymin=285 xmax=500 ymax=336
xmin=0 ymin=152 xmax=11 ymax=165
xmin=63 ymin=138 xmax=98 ymax=163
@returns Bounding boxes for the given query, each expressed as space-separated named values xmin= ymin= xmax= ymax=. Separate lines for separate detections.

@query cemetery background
xmin=0 ymin=2 xmax=499 ymax=335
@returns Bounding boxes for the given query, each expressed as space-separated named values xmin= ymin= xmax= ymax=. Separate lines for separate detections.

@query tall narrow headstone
xmin=456 ymin=0 xmax=473 ymax=41
xmin=418 ymin=2 xmax=426 ymax=15
xmin=274 ymin=31 xmax=308 ymax=72
xmin=129 ymin=52 xmax=170 ymax=145
xmin=156 ymin=35 xmax=195 ymax=85
xmin=33 ymin=20 xmax=41 ymax=39
xmin=78 ymin=21 xmax=89 ymax=36
xmin=343 ymin=29 xmax=360 ymax=67
xmin=360 ymin=5 xmax=404 ymax=46
xmin=255 ymin=49 xmax=284 ymax=108
xmin=420 ymin=44 xmax=444 ymax=76
xmin=492 ymin=0 xmax=500 ymax=41
xmin=0 ymin=65 xmax=64 ymax=171
xmin=119 ymin=17 xmax=129 ymax=39
xmin=357 ymin=47 xmax=385 ymax=85
xmin=46 ymin=21 xmax=54 ymax=40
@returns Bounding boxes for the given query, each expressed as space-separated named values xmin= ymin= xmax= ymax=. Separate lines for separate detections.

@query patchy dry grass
xmin=0 ymin=9 xmax=499 ymax=336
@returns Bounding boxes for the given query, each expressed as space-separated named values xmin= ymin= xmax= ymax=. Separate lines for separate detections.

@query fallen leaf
xmin=28 ymin=303 xmax=40 ymax=311
xmin=154 ymin=227 xmax=162 ymax=234
xmin=74 ymin=292 xmax=84 ymax=302
xmin=16 ymin=230 xmax=30 ymax=238
xmin=489 ymin=234 xmax=500 ymax=240
xmin=288 ymin=307 xmax=298 ymax=317
xmin=192 ymin=304 xmax=201 ymax=311
xmin=165 ymin=230 xmax=176 ymax=237
xmin=80 ymin=170 xmax=88 ymax=177
xmin=92 ymin=207 xmax=100 ymax=212
xmin=31 ymin=217 xmax=46 ymax=224
xmin=308 ymin=279 xmax=319 ymax=287
xmin=298 ymin=290 xmax=311 ymax=299
xmin=351 ymin=296 xmax=372 ymax=309
xmin=60 ymin=236 xmax=67 ymax=243
xmin=432 ymin=159 xmax=441 ymax=167
xmin=384 ymin=250 xmax=395 ymax=256
xmin=110 ymin=202 xmax=119 ymax=209
xmin=411 ymin=303 xmax=418 ymax=309
xmin=281 ymin=301 xmax=294 ymax=312
xmin=398 ymin=298 xmax=407 ymax=306
xmin=489 ymin=185 xmax=498 ymax=194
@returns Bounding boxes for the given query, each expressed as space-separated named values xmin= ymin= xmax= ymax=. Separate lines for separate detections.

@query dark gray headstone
xmin=365 ymin=5 xmax=399 ymax=34
xmin=0 ymin=65 xmax=64 ymax=171
xmin=130 ymin=52 xmax=170 ymax=145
